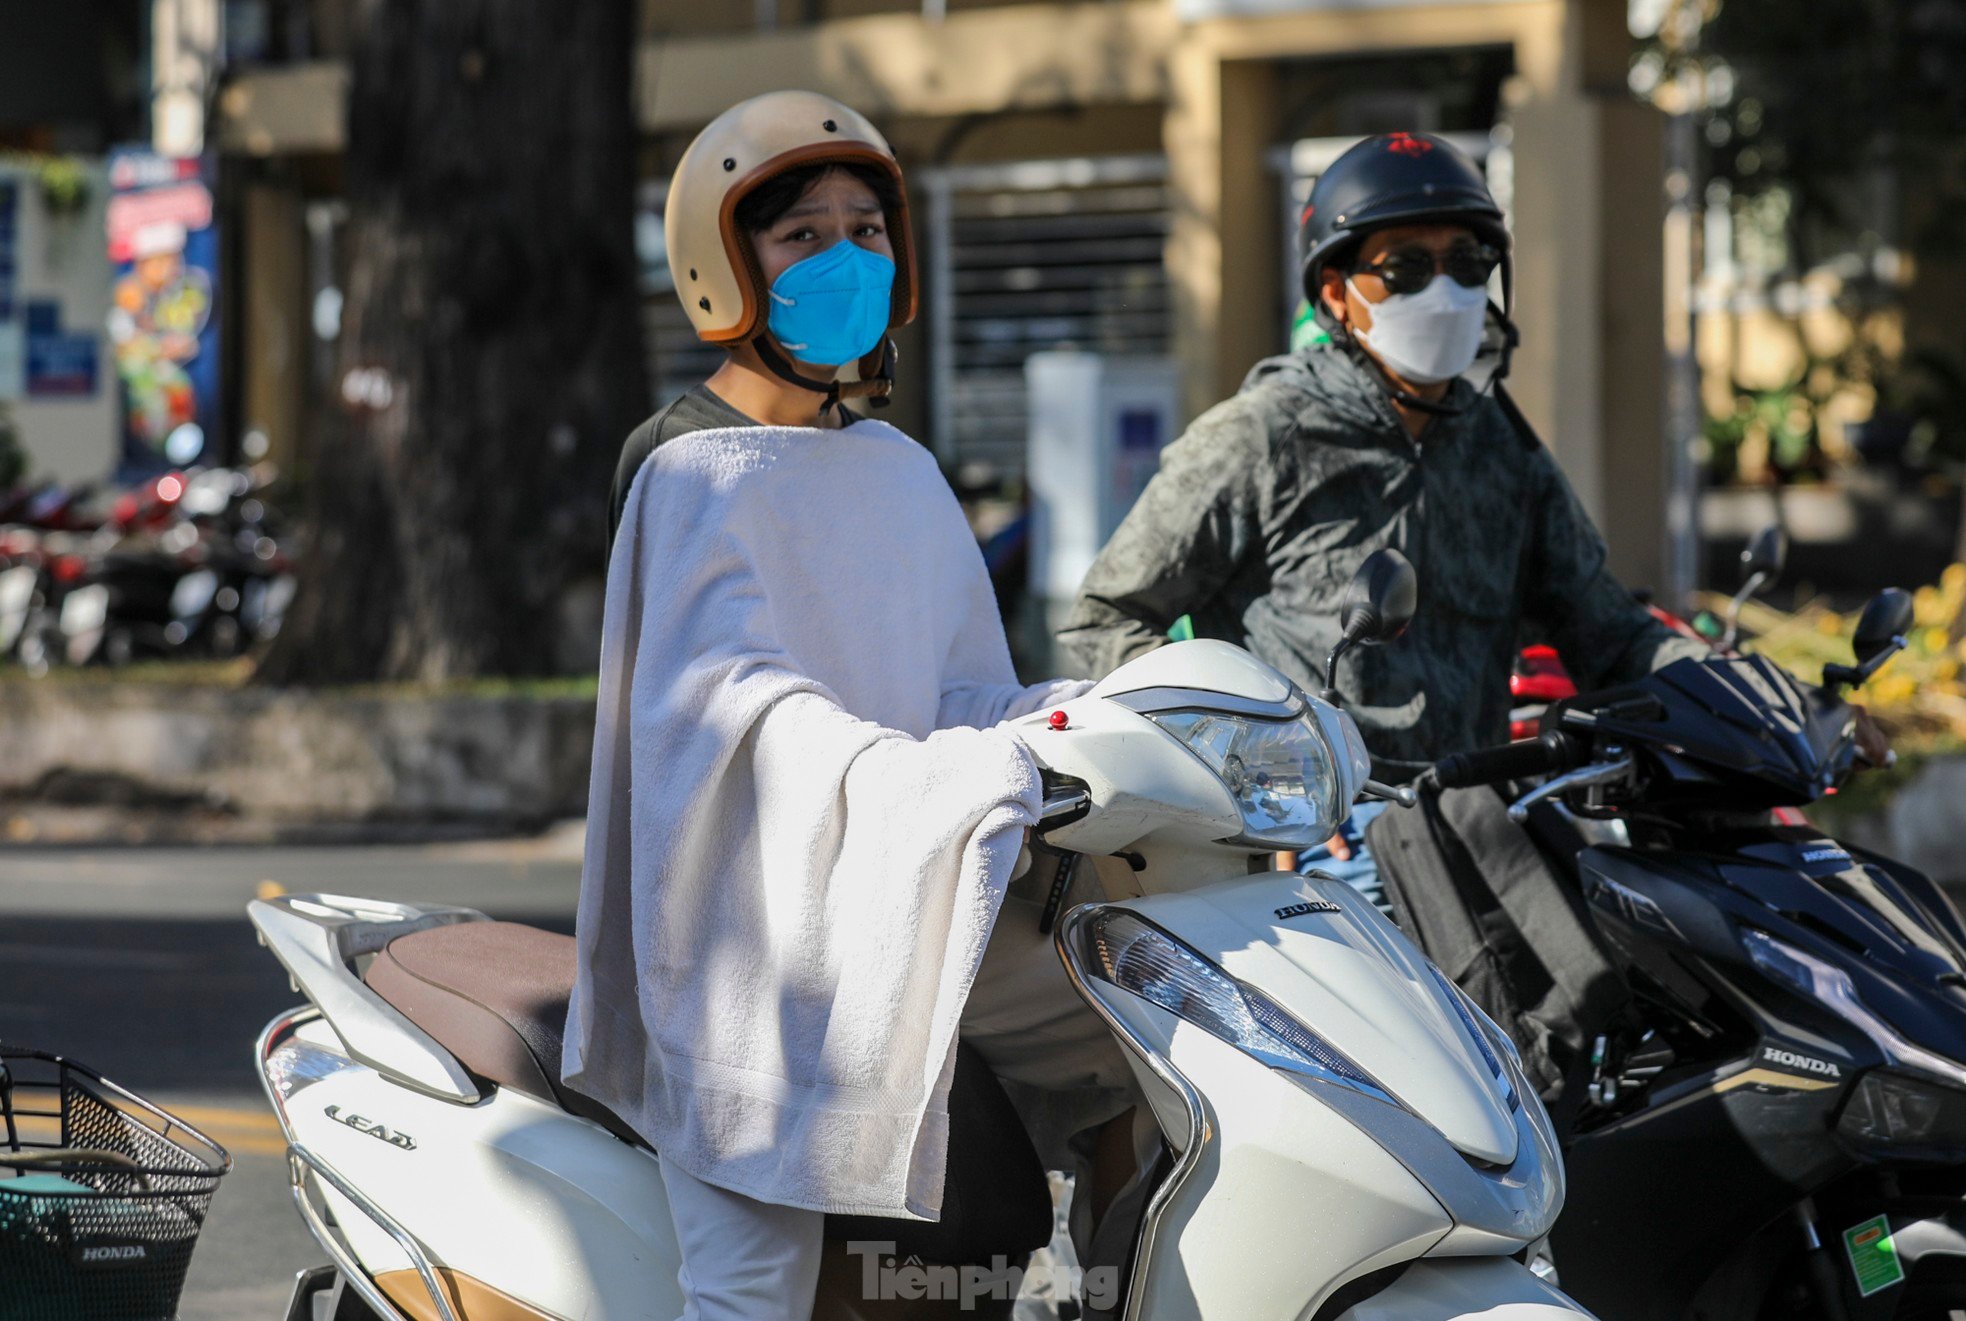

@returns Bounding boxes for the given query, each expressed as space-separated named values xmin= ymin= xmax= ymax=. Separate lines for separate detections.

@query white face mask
xmin=1346 ymin=273 xmax=1489 ymax=385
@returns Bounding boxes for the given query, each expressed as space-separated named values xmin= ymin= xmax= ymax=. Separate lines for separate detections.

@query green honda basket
xmin=0 ymin=1047 xmax=231 ymax=1321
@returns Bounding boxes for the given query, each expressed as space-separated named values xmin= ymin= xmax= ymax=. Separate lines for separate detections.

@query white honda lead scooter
xmin=250 ymin=553 xmax=1595 ymax=1321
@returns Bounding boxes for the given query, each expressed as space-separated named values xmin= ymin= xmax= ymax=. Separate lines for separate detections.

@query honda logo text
xmin=1762 ymin=1046 xmax=1842 ymax=1078
xmin=1275 ymin=900 xmax=1343 ymax=921
xmin=76 ymin=1243 xmax=148 ymax=1265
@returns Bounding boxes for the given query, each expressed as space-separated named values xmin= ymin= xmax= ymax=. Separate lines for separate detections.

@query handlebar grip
xmin=1037 ymin=770 xmax=1092 ymax=828
xmin=1432 ymin=731 xmax=1583 ymax=790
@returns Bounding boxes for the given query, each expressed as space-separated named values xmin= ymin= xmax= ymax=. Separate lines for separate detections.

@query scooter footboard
xmin=1333 ymin=1259 xmax=1596 ymax=1320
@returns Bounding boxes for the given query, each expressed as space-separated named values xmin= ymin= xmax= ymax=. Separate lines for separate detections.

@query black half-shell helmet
xmin=1299 ymin=132 xmax=1512 ymax=334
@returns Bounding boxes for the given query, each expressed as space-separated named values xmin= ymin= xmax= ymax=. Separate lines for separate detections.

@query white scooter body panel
xmin=1098 ymin=999 xmax=1584 ymax=1319
xmin=1088 ymin=640 xmax=1296 ymax=707
xmin=1014 ymin=691 xmax=1245 ymax=864
xmin=270 ymin=1016 xmax=685 ymax=1320
xmin=1122 ymin=1012 xmax=1454 ymax=1317
xmin=1333 ymin=1258 xmax=1592 ymax=1320
xmin=1079 ymin=880 xmax=1573 ymax=1316
xmin=1135 ymin=870 xmax=1519 ymax=1166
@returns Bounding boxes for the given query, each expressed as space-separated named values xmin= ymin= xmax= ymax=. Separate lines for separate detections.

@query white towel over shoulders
xmin=561 ymin=420 xmax=1084 ymax=1219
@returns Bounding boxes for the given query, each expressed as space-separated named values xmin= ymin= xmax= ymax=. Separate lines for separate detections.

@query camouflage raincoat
xmin=1058 ymin=343 xmax=1703 ymax=772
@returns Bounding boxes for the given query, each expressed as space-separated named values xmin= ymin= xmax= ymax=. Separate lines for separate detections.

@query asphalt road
xmin=0 ymin=828 xmax=585 ymax=1321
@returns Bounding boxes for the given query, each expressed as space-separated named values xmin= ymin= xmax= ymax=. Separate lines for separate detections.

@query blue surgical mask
xmin=765 ymin=240 xmax=896 ymax=366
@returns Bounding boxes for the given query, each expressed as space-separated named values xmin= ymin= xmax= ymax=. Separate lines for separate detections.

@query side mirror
xmin=1824 ymin=586 xmax=1913 ymax=691
xmin=1338 ymin=549 xmax=1419 ymax=649
xmin=1852 ymin=588 xmax=1914 ymax=666
xmin=1722 ymin=523 xmax=1788 ymax=650
xmin=1323 ymin=549 xmax=1417 ymax=704
xmin=1741 ymin=525 xmax=1788 ymax=588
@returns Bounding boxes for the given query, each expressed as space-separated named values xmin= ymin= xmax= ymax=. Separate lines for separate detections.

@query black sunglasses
xmin=1352 ymin=242 xmax=1502 ymax=297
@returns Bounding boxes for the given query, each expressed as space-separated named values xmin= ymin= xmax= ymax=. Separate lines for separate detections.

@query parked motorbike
xmin=247 ymin=556 xmax=1593 ymax=1320
xmin=5 ymin=466 xmax=295 ymax=670
xmin=0 ymin=480 xmax=111 ymax=672
xmin=142 ymin=466 xmax=296 ymax=658
xmin=1422 ymin=579 xmax=1966 ymax=1319
xmin=0 ymin=478 xmax=103 ymax=533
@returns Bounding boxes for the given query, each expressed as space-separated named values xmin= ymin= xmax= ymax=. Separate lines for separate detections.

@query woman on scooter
xmin=563 ymin=91 xmax=1142 ymax=1319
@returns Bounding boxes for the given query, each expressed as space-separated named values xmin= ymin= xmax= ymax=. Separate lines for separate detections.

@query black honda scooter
xmin=1423 ymin=585 xmax=1966 ymax=1319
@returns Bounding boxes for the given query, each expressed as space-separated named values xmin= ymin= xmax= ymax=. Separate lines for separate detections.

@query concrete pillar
xmin=1214 ymin=60 xmax=1281 ymax=410
xmin=241 ymin=184 xmax=307 ymax=468
xmin=1166 ymin=48 xmax=1279 ymax=423
xmin=1506 ymin=0 xmax=1671 ymax=593
xmin=1165 ymin=37 xmax=1225 ymax=424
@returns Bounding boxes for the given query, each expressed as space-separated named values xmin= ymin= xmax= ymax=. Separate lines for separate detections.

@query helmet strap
xmin=1488 ymin=304 xmax=1520 ymax=387
xmin=751 ymin=334 xmax=897 ymax=416
xmin=753 ymin=334 xmax=844 ymax=409
xmin=838 ymin=337 xmax=898 ymax=411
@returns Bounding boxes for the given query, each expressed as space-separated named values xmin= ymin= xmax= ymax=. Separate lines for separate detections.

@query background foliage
xmin=1733 ymin=563 xmax=1966 ymax=751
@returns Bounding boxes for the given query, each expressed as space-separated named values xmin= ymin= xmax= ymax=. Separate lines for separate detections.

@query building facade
xmin=216 ymin=0 xmax=1676 ymax=592
xmin=0 ymin=3 xmax=147 ymax=484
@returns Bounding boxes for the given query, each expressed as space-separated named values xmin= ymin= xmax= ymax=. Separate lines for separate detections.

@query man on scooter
xmin=1058 ymin=132 xmax=1887 ymax=892
xmin=566 ymin=91 xmax=1141 ymax=1319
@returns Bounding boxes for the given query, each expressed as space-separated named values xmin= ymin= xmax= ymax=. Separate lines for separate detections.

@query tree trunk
xmin=259 ymin=0 xmax=647 ymax=684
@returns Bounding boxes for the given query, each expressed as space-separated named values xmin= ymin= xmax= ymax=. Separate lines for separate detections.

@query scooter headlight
xmin=1144 ymin=709 xmax=1343 ymax=848
xmin=1837 ymin=1069 xmax=1966 ymax=1162
xmin=1076 ymin=907 xmax=1398 ymax=1106
xmin=1740 ymin=928 xmax=1966 ymax=1090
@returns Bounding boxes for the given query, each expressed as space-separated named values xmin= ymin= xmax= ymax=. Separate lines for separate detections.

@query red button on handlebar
xmin=1048 ymin=710 xmax=1069 ymax=731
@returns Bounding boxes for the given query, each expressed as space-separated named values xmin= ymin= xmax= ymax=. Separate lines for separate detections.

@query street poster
xmin=105 ymin=148 xmax=219 ymax=473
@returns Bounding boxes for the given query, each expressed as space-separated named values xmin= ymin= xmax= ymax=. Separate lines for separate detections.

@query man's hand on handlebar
xmin=1852 ymin=704 xmax=1894 ymax=770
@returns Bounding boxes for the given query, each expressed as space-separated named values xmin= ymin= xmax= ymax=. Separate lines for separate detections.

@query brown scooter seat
xmin=363 ymin=920 xmax=640 ymax=1143
xmin=364 ymin=920 xmax=1052 ymax=1266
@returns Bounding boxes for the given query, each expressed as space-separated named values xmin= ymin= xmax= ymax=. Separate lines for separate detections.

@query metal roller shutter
xmin=921 ymin=154 xmax=1171 ymax=475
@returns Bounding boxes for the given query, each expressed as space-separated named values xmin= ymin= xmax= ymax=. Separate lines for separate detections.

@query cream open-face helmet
xmin=666 ymin=90 xmax=916 ymax=403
